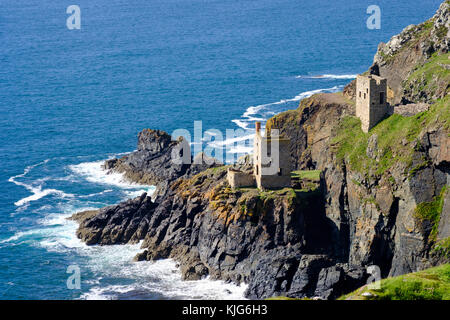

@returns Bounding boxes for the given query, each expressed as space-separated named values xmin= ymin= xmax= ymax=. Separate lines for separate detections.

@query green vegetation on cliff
xmin=331 ymin=95 xmax=449 ymax=176
xmin=340 ymin=264 xmax=450 ymax=300
xmin=414 ymin=186 xmax=447 ymax=241
xmin=433 ymin=237 xmax=450 ymax=259
xmin=407 ymin=52 xmax=450 ymax=86
xmin=291 ymin=170 xmax=321 ymax=182
xmin=404 ymin=52 xmax=450 ymax=101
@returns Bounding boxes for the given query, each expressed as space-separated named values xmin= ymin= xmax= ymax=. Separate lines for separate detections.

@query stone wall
xmin=227 ymin=169 xmax=256 ymax=188
xmin=253 ymin=122 xmax=292 ymax=189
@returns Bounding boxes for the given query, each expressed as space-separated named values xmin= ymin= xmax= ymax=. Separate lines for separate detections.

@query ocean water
xmin=0 ymin=0 xmax=443 ymax=299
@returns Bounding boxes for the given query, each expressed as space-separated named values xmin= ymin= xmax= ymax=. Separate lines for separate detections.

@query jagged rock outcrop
xmin=72 ymin=193 xmax=156 ymax=245
xmin=345 ymin=1 xmax=449 ymax=104
xmin=375 ymin=1 xmax=449 ymax=104
xmin=74 ymin=161 xmax=368 ymax=299
xmin=103 ymin=128 xmax=221 ymax=197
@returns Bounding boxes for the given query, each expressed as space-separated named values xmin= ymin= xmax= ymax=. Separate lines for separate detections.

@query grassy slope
xmin=291 ymin=170 xmax=321 ymax=181
xmin=339 ymin=264 xmax=450 ymax=300
xmin=331 ymin=95 xmax=449 ymax=177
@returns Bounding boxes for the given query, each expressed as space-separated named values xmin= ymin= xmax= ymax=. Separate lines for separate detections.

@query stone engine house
xmin=227 ymin=122 xmax=291 ymax=190
xmin=356 ymin=74 xmax=388 ymax=133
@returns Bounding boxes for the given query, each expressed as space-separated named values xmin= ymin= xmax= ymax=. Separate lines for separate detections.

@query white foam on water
xmin=123 ymin=187 xmax=156 ymax=200
xmin=6 ymin=181 xmax=246 ymax=300
xmin=0 ymin=231 xmax=31 ymax=244
xmin=78 ymin=189 xmax=114 ymax=198
xmin=8 ymin=159 xmax=75 ymax=207
xmin=69 ymin=160 xmax=141 ymax=189
xmin=14 ymin=187 xmax=74 ymax=207
xmin=228 ymin=146 xmax=253 ymax=154
xmin=39 ymin=210 xmax=247 ymax=300
xmin=8 ymin=159 xmax=50 ymax=185
xmin=1 ymin=205 xmax=90 ymax=249
xmin=208 ymin=134 xmax=254 ymax=148
xmin=231 ymin=119 xmax=250 ymax=130
xmin=296 ymin=74 xmax=357 ymax=79
xmin=206 ymin=133 xmax=254 ymax=161
xmin=69 ymin=160 xmax=155 ymax=200
xmin=232 ymin=85 xmax=344 ymax=131
xmin=81 ymin=258 xmax=248 ymax=300
xmin=204 ymin=130 xmax=221 ymax=136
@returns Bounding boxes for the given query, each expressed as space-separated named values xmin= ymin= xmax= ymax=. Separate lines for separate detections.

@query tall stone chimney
xmin=255 ymin=121 xmax=261 ymax=134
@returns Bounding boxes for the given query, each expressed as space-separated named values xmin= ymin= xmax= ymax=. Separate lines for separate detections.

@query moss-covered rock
xmin=340 ymin=264 xmax=450 ymax=300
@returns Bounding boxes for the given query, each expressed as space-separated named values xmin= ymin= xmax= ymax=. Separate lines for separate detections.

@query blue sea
xmin=0 ymin=0 xmax=443 ymax=299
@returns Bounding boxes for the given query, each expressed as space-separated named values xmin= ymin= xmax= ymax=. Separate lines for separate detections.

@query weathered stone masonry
xmin=227 ymin=122 xmax=292 ymax=189
xmin=356 ymin=74 xmax=389 ymax=132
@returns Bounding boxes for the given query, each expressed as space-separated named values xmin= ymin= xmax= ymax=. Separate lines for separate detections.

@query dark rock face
xmin=137 ymin=129 xmax=172 ymax=154
xmin=76 ymin=193 xmax=156 ymax=245
xmin=103 ymin=128 xmax=221 ymax=198
xmin=369 ymin=63 xmax=380 ymax=76
xmin=74 ymin=164 xmax=368 ymax=299
xmin=73 ymin=92 xmax=447 ymax=299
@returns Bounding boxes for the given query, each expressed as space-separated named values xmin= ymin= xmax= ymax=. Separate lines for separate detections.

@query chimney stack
xmin=255 ymin=122 xmax=261 ymax=134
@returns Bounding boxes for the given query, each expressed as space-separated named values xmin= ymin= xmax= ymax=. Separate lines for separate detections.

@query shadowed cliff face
xmin=73 ymin=162 xmax=368 ymax=299
xmin=267 ymin=91 xmax=449 ymax=279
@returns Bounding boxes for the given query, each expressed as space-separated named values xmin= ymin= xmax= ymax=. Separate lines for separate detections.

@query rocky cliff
xmin=345 ymin=1 xmax=449 ymax=105
xmin=102 ymin=128 xmax=221 ymax=198
xmin=71 ymin=2 xmax=449 ymax=300
xmin=74 ymin=159 xmax=369 ymax=299
xmin=267 ymin=92 xmax=449 ymax=279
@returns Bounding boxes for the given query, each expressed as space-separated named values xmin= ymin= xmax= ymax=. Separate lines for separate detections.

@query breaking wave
xmin=231 ymin=85 xmax=344 ymax=132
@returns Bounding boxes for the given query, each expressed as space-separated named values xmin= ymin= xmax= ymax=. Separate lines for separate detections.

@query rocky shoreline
xmin=70 ymin=2 xmax=449 ymax=300
xmin=71 ymin=137 xmax=371 ymax=299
